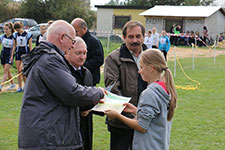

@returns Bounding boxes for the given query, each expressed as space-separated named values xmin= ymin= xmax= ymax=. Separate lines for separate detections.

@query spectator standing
xmin=174 ymin=24 xmax=181 ymax=46
xmin=71 ymin=18 xmax=104 ymax=86
xmin=105 ymin=49 xmax=177 ymax=150
xmin=170 ymin=23 xmax=176 ymax=45
xmin=18 ymin=20 xmax=105 ymax=150
xmin=158 ymin=30 xmax=171 ymax=61
xmin=152 ymin=27 xmax=159 ymax=48
xmin=0 ymin=23 xmax=16 ymax=91
xmin=104 ymin=20 xmax=148 ymax=150
xmin=202 ymin=26 xmax=208 ymax=45
xmin=71 ymin=18 xmax=104 ymax=150
xmin=36 ymin=24 xmax=47 ymax=46
xmin=10 ymin=21 xmax=32 ymax=92
xmin=144 ymin=30 xmax=153 ymax=49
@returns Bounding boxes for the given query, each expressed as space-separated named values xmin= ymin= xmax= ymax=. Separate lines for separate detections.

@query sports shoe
xmin=16 ymin=88 xmax=23 ymax=93
xmin=7 ymin=84 xmax=16 ymax=90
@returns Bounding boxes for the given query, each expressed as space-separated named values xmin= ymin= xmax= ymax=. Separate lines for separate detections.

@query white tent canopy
xmin=140 ymin=5 xmax=222 ymax=18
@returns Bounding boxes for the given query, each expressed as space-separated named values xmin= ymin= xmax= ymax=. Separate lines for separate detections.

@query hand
xmin=123 ymin=103 xmax=137 ymax=115
xmin=104 ymin=110 xmax=120 ymax=119
xmin=81 ymin=109 xmax=91 ymax=117
xmin=10 ymin=56 xmax=13 ymax=62
xmin=99 ymin=87 xmax=108 ymax=95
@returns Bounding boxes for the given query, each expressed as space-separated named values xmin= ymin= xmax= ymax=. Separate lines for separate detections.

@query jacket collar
xmin=119 ymin=43 xmax=148 ymax=62
xmin=82 ymin=30 xmax=90 ymax=40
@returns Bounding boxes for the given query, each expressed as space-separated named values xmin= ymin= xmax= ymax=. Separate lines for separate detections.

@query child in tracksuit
xmin=158 ymin=30 xmax=170 ymax=61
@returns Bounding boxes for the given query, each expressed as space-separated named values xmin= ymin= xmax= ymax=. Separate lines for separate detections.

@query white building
xmin=140 ymin=5 xmax=225 ymax=39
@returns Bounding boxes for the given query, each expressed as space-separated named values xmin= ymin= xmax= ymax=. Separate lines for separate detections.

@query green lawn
xmin=0 ymin=43 xmax=225 ymax=149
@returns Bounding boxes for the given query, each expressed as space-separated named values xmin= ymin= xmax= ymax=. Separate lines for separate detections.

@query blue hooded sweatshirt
xmin=158 ymin=35 xmax=171 ymax=52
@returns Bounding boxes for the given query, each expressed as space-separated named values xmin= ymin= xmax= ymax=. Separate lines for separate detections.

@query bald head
xmin=47 ymin=20 xmax=76 ymax=52
xmin=71 ymin=18 xmax=87 ymax=37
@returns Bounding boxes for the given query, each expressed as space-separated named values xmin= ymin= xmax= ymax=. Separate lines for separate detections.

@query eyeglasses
xmin=64 ymin=34 xmax=76 ymax=45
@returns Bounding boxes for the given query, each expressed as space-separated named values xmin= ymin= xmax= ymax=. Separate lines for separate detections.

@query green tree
xmin=0 ymin=0 xmax=21 ymax=22
xmin=19 ymin=0 xmax=96 ymax=28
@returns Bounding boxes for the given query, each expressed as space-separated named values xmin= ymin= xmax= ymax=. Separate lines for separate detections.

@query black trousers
xmin=108 ymin=124 xmax=134 ymax=150
xmin=162 ymin=51 xmax=167 ymax=61
xmin=81 ymin=113 xmax=93 ymax=150
xmin=152 ymin=45 xmax=158 ymax=49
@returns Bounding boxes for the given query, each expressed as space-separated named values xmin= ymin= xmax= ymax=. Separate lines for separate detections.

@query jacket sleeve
xmin=137 ymin=90 xmax=161 ymax=130
xmin=84 ymin=39 xmax=104 ymax=70
xmin=39 ymin=54 xmax=104 ymax=107
xmin=104 ymin=52 xmax=121 ymax=95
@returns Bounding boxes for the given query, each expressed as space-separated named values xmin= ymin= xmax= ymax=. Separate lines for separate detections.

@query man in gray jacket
xmin=18 ymin=20 xmax=105 ymax=150
xmin=104 ymin=20 xmax=148 ymax=150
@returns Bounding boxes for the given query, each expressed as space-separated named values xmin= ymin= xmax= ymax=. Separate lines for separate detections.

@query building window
xmin=114 ymin=16 xmax=131 ymax=29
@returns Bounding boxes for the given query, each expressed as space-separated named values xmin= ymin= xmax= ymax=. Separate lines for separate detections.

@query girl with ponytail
xmin=0 ymin=23 xmax=16 ymax=91
xmin=105 ymin=49 xmax=177 ymax=150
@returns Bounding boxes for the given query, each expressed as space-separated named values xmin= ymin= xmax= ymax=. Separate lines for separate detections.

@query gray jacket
xmin=133 ymin=83 xmax=172 ymax=150
xmin=18 ymin=41 xmax=104 ymax=150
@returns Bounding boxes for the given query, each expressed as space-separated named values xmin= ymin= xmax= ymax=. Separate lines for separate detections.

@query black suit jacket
xmin=82 ymin=30 xmax=104 ymax=85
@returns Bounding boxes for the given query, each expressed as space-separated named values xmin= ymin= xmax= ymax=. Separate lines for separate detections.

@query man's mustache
xmin=130 ymin=42 xmax=140 ymax=46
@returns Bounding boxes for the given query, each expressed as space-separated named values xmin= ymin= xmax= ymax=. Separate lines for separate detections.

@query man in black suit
xmin=65 ymin=36 xmax=95 ymax=150
xmin=71 ymin=18 xmax=104 ymax=86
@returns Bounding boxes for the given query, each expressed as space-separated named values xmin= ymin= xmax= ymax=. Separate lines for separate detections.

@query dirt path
xmin=167 ymin=46 xmax=225 ymax=61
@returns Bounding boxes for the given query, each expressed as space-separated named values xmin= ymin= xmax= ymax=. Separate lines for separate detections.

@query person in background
xmin=202 ymin=26 xmax=208 ymax=44
xmin=65 ymin=36 xmax=95 ymax=150
xmin=170 ymin=23 xmax=176 ymax=45
xmin=158 ymin=30 xmax=171 ymax=61
xmin=218 ymin=33 xmax=224 ymax=42
xmin=104 ymin=20 xmax=148 ymax=150
xmin=105 ymin=49 xmax=177 ymax=150
xmin=195 ymin=31 xmax=201 ymax=47
xmin=151 ymin=27 xmax=159 ymax=48
xmin=43 ymin=20 xmax=54 ymax=40
xmin=184 ymin=31 xmax=190 ymax=46
xmin=144 ymin=30 xmax=153 ymax=49
xmin=189 ymin=31 xmax=195 ymax=46
xmin=36 ymin=24 xmax=47 ymax=46
xmin=71 ymin=18 xmax=104 ymax=86
xmin=174 ymin=24 xmax=181 ymax=46
xmin=10 ymin=21 xmax=32 ymax=92
xmin=18 ymin=20 xmax=105 ymax=150
xmin=0 ymin=23 xmax=16 ymax=92
xmin=47 ymin=20 xmax=54 ymax=27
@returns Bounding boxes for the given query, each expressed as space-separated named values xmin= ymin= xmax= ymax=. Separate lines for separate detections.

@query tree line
xmin=0 ymin=0 xmax=96 ymax=29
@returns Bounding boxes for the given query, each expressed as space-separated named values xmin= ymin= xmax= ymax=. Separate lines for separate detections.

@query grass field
xmin=0 ymin=42 xmax=225 ymax=149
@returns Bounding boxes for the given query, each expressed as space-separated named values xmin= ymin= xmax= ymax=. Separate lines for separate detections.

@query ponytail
xmin=4 ymin=22 xmax=15 ymax=34
xmin=140 ymin=49 xmax=177 ymax=121
xmin=8 ymin=22 xmax=15 ymax=33
xmin=163 ymin=68 xmax=177 ymax=121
